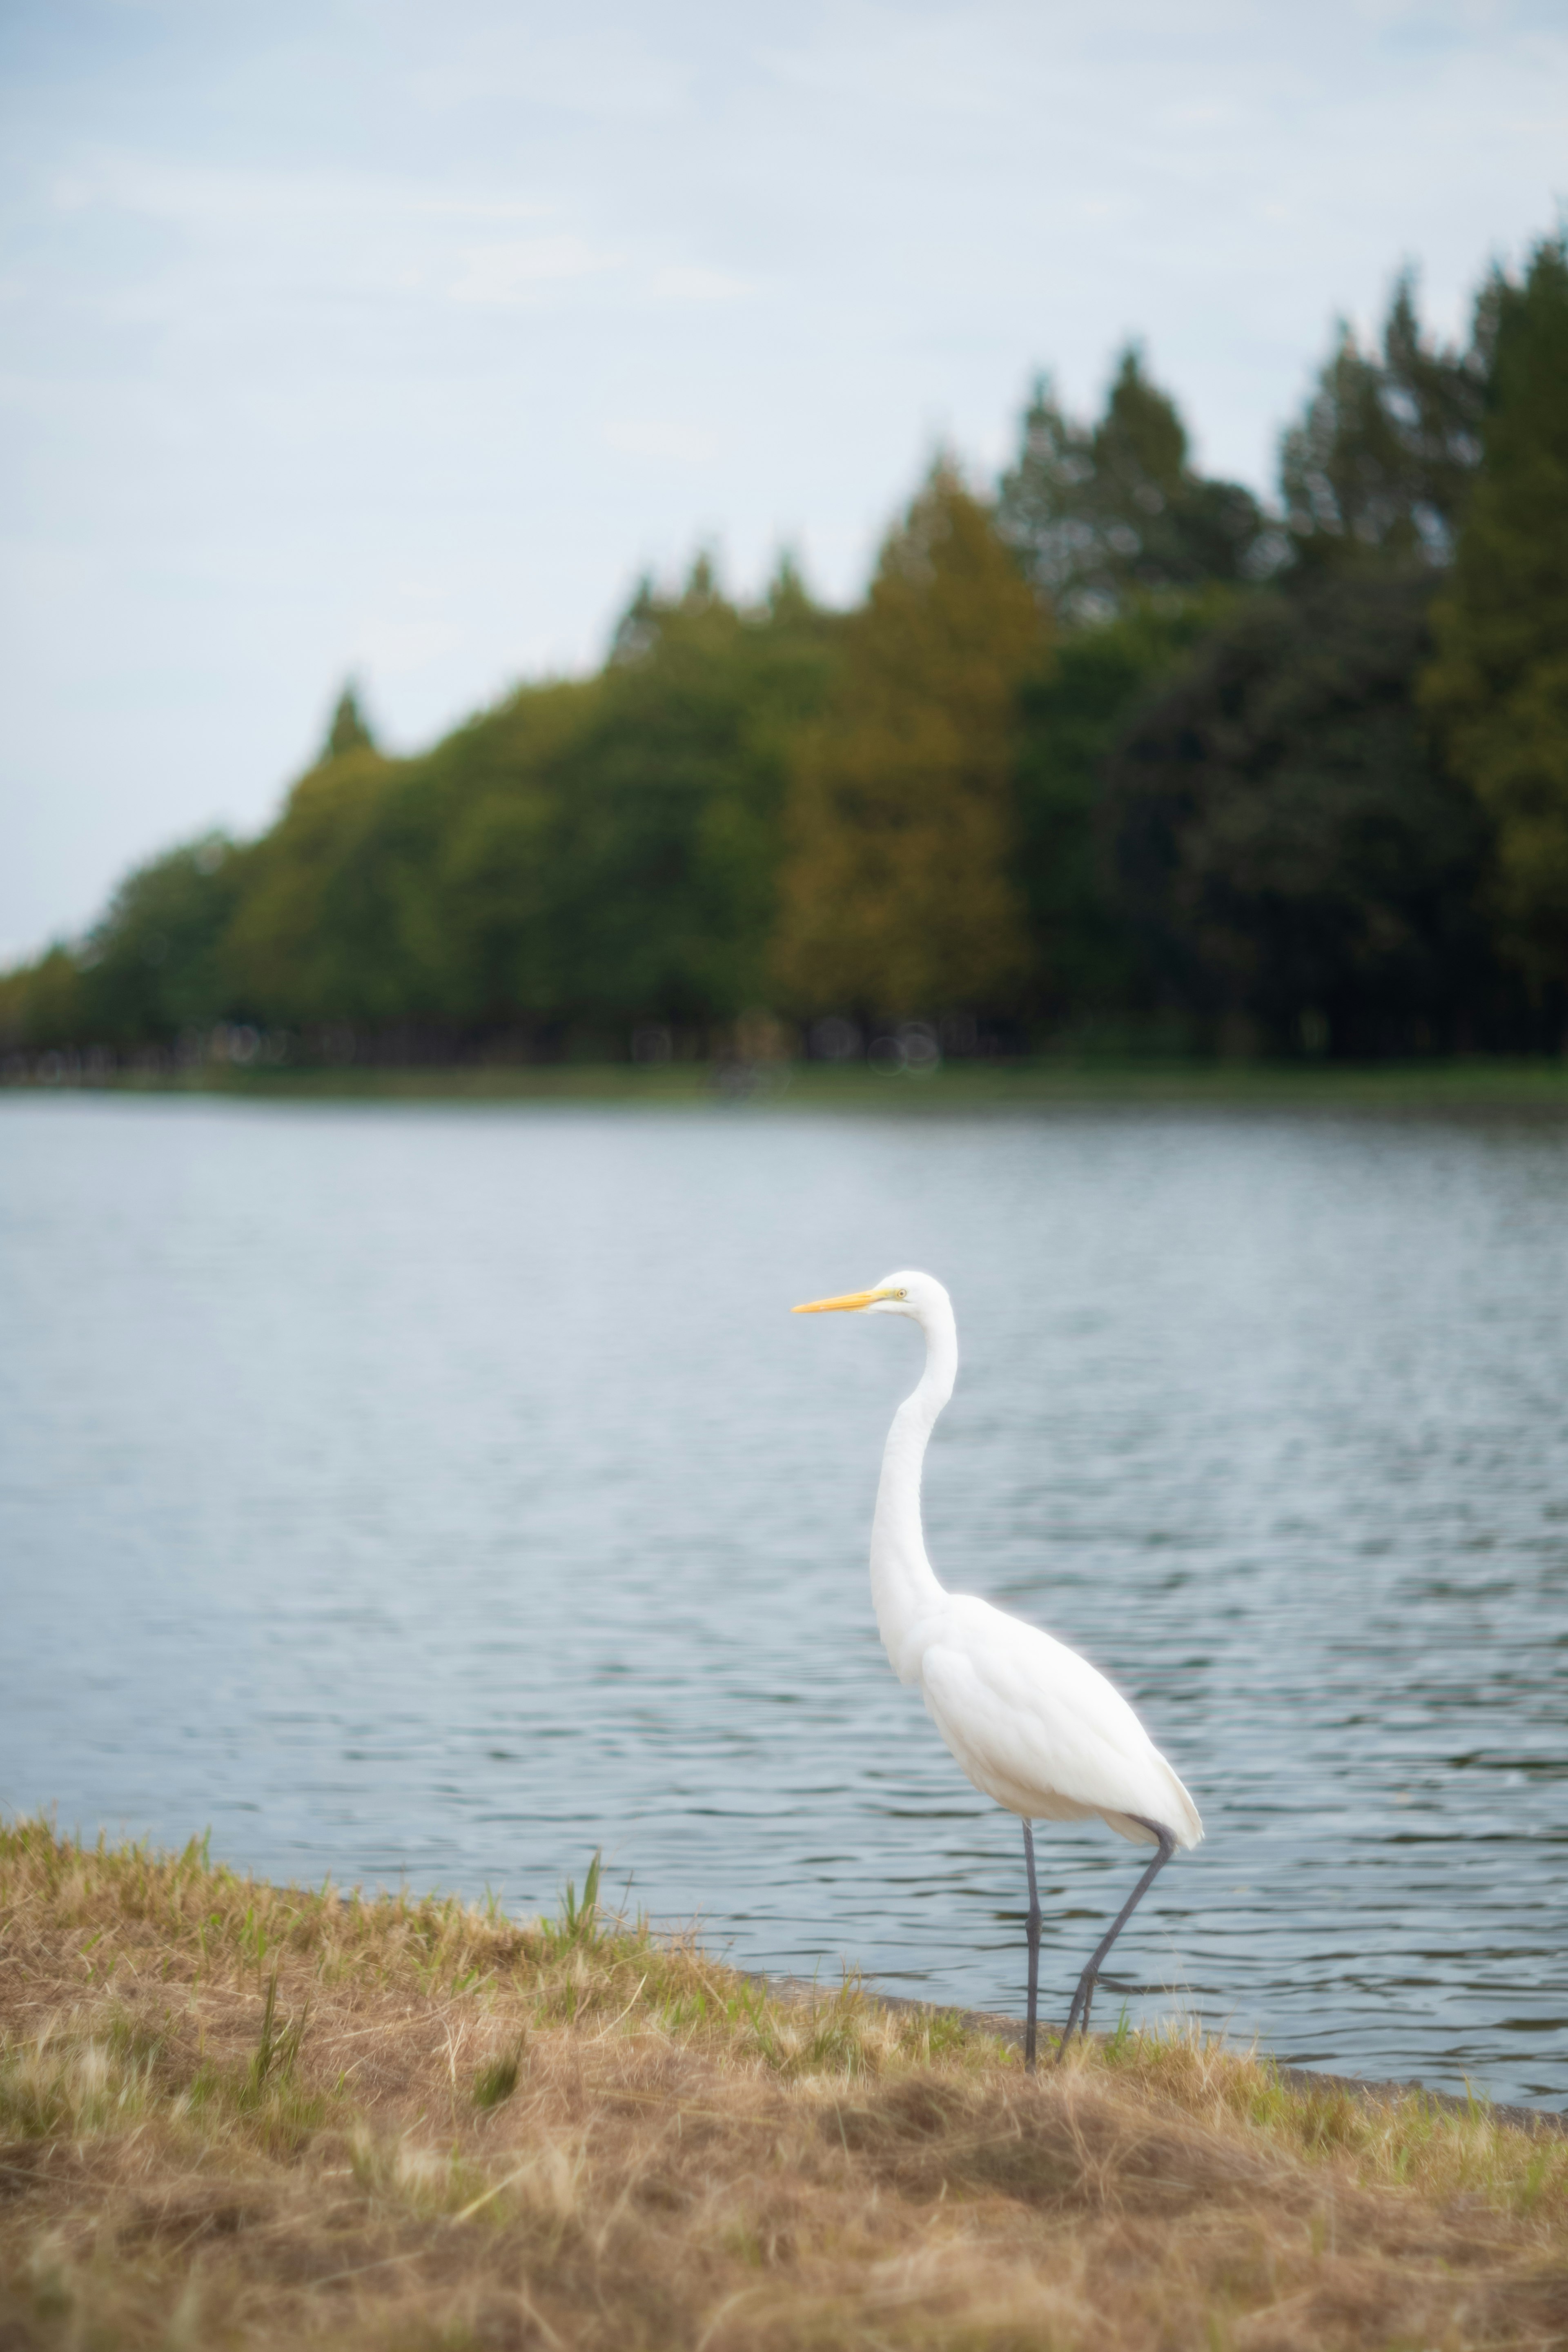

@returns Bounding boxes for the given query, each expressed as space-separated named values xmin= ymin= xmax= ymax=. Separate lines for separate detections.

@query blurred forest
xmin=5 ymin=233 xmax=1566 ymax=1073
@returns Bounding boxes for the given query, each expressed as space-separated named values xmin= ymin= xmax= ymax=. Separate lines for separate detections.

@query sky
xmin=1 ymin=1 xmax=1564 ymax=963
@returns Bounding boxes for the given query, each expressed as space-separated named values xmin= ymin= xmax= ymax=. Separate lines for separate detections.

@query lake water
xmin=2 ymin=1092 xmax=1566 ymax=2107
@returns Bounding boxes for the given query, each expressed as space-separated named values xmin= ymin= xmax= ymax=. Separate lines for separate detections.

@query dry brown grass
xmin=1 ymin=1822 xmax=1565 ymax=2350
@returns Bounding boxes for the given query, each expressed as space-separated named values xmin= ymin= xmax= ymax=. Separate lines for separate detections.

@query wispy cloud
xmin=604 ymin=417 xmax=718 ymax=463
xmin=43 ymin=153 xmax=553 ymax=236
xmin=646 ymin=264 xmax=751 ymax=305
xmin=451 ymin=235 xmax=618 ymax=305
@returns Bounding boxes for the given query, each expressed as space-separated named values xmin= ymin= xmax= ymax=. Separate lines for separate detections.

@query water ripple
xmin=1 ymin=1095 xmax=1565 ymax=2104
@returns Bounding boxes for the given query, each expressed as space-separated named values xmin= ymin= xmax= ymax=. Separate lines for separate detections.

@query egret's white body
xmin=795 ymin=1268 xmax=1200 ymax=2063
xmin=911 ymin=1600 xmax=1200 ymax=1846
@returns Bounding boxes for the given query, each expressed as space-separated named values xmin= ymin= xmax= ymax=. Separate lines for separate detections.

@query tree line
xmin=4 ymin=231 xmax=1565 ymax=1069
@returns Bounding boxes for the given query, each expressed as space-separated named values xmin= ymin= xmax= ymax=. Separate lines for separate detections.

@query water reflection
xmin=0 ymin=1095 xmax=1565 ymax=2105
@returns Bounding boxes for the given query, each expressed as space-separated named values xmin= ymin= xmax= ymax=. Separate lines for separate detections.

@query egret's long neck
xmin=870 ymin=1308 xmax=956 ymax=1684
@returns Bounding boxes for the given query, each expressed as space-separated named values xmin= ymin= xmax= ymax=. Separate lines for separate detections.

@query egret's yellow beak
xmin=791 ymin=1287 xmax=893 ymax=1314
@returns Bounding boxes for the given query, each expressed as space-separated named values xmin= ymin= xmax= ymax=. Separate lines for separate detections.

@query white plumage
xmin=918 ymin=1603 xmax=1202 ymax=1845
xmin=795 ymin=1267 xmax=1200 ymax=2066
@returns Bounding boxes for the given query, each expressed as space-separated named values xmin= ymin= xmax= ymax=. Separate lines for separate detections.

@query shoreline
xmin=4 ymin=1823 xmax=1566 ymax=2348
xmin=7 ymin=1053 xmax=1568 ymax=1114
xmin=754 ymin=1977 xmax=1568 ymax=2141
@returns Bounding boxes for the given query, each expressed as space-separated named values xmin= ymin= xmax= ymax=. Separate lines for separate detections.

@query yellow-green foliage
xmin=773 ymin=463 xmax=1046 ymax=1016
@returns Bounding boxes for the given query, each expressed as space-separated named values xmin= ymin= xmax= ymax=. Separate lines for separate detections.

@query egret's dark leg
xmin=1056 ymin=1820 xmax=1177 ymax=2064
xmin=1022 ymin=1820 xmax=1041 ymax=2071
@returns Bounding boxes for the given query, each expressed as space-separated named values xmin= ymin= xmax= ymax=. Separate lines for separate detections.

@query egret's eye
xmin=897 ymin=1287 xmax=908 ymax=1298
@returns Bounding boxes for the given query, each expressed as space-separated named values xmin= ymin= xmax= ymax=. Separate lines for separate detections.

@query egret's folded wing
xmin=918 ymin=1603 xmax=1202 ymax=1847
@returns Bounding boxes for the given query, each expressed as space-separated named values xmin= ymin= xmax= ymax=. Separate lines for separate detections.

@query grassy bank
xmin=2 ymin=1827 xmax=1566 ymax=2349
xmin=8 ymin=1056 xmax=1568 ymax=1114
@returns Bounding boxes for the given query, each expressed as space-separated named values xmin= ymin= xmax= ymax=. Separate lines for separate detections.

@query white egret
xmin=794 ymin=1270 xmax=1201 ymax=2068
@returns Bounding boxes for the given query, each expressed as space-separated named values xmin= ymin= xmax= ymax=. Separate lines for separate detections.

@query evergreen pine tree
xmin=1280 ymin=270 xmax=1491 ymax=570
xmin=998 ymin=348 xmax=1267 ymax=621
xmin=1422 ymin=236 xmax=1568 ymax=996
xmin=1105 ymin=577 xmax=1493 ymax=1053
xmin=323 ymin=681 xmax=376 ymax=761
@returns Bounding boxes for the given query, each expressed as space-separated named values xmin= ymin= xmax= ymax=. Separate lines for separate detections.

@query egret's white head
xmin=792 ymin=1270 xmax=949 ymax=1324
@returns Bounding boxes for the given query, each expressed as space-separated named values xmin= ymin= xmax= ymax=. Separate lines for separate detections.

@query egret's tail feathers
xmin=1106 ymin=1758 xmax=1202 ymax=1850
xmin=1162 ymin=1760 xmax=1203 ymax=1849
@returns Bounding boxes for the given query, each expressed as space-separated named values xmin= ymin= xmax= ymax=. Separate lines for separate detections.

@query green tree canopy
xmin=220 ymin=742 xmax=412 ymax=1026
xmin=1103 ymin=575 xmax=1493 ymax=1052
xmin=998 ymin=348 xmax=1270 ymax=623
xmin=323 ymin=681 xmax=377 ymax=761
xmin=76 ymin=834 xmax=245 ymax=1042
xmin=461 ymin=554 xmax=840 ymax=1031
xmin=223 ymin=555 xmax=840 ymax=1041
xmin=1013 ymin=592 xmax=1236 ymax=1016
xmin=0 ymin=945 xmax=89 ymax=1052
xmin=773 ymin=464 xmax=1043 ymax=1015
xmin=1421 ymin=236 xmax=1568 ymax=1000
xmin=1280 ymin=270 xmax=1494 ymax=572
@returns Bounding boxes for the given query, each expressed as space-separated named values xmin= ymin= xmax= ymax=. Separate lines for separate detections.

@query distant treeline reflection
xmin=5 ymin=234 xmax=1566 ymax=1072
